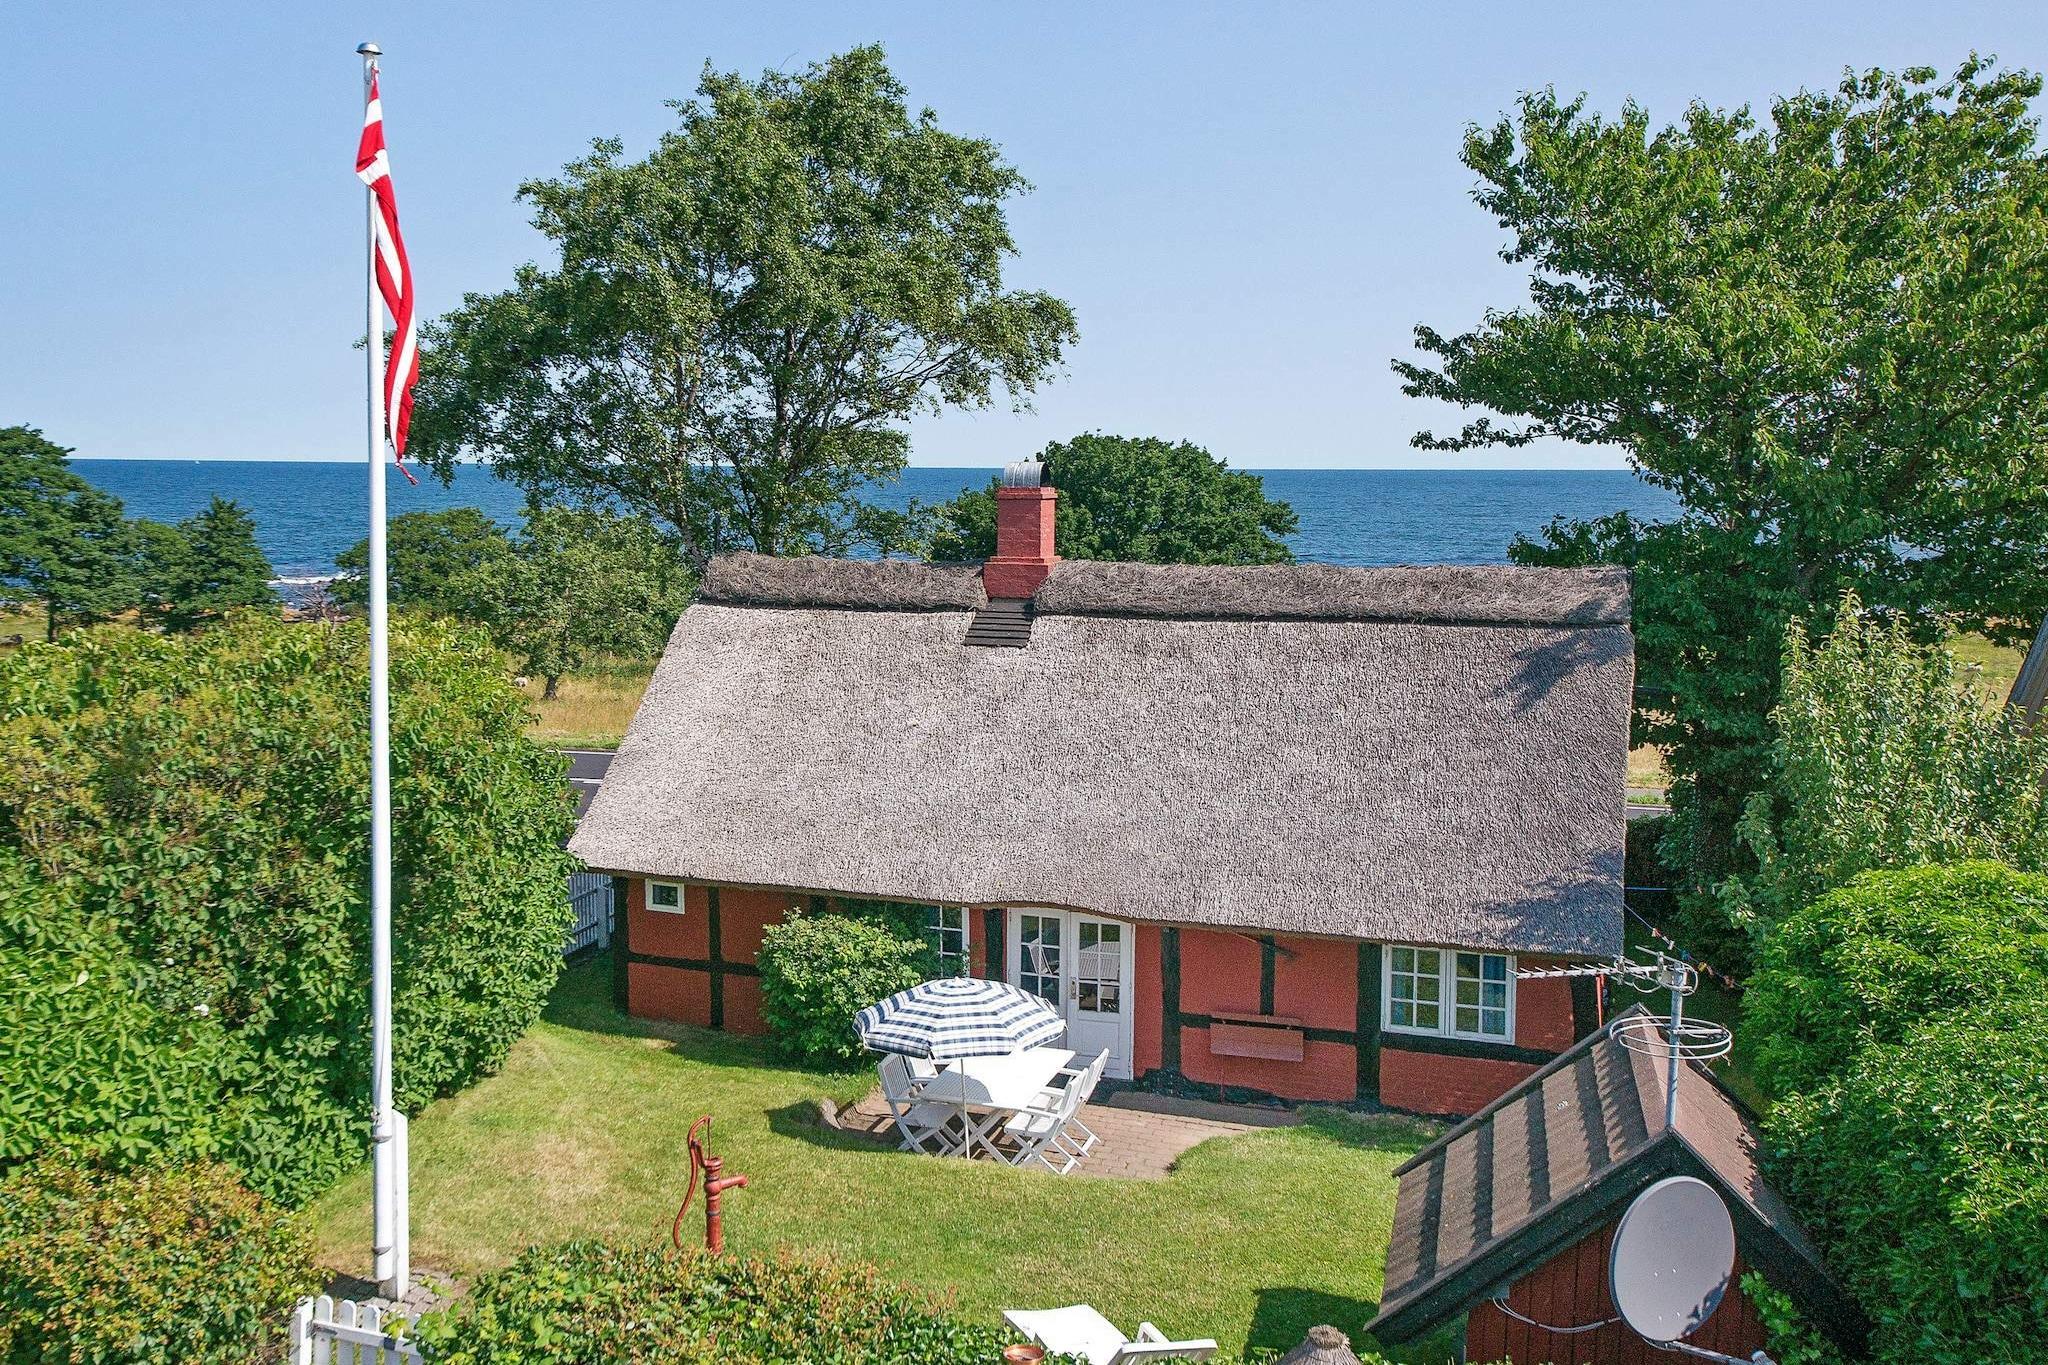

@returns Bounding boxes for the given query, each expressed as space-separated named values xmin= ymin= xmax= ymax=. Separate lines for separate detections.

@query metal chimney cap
xmin=1001 ymin=458 xmax=1045 ymax=489
xmin=356 ymin=42 xmax=383 ymax=56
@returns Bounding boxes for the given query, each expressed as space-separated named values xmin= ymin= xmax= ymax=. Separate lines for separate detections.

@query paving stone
xmin=832 ymin=1086 xmax=1283 ymax=1180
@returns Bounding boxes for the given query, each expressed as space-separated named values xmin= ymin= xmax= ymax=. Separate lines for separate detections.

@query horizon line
xmin=72 ymin=454 xmax=1643 ymax=473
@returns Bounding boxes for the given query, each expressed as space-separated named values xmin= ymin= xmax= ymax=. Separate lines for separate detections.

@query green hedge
xmin=412 ymin=1241 xmax=1046 ymax=1364
xmin=1766 ymin=1002 xmax=2048 ymax=1363
xmin=1744 ymin=861 xmax=2048 ymax=1096
xmin=0 ymin=615 xmax=578 ymax=1203
xmin=0 ymin=853 xmax=233 ymax=1170
xmin=0 ymin=1158 xmax=316 ymax=1365
xmin=757 ymin=913 xmax=930 ymax=1066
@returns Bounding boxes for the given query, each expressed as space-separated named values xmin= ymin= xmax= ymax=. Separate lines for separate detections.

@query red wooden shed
xmin=1365 ymin=1008 xmax=1866 ymax=1362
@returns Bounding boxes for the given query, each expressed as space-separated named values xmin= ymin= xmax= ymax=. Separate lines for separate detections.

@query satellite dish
xmin=1609 ymin=1175 xmax=1736 ymax=1343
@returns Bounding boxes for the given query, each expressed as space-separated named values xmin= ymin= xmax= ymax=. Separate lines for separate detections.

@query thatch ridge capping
xmin=699 ymin=552 xmax=985 ymax=612
xmin=1034 ymin=561 xmax=1632 ymax=626
xmin=698 ymin=553 xmax=1631 ymax=626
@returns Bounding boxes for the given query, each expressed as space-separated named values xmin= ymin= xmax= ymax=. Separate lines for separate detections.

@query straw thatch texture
xmin=700 ymin=552 xmax=986 ymax=611
xmin=572 ymin=560 xmax=1632 ymax=955
xmin=1035 ymin=561 xmax=1632 ymax=626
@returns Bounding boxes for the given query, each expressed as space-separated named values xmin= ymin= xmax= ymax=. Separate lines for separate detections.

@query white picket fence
xmin=289 ymin=1296 xmax=422 ymax=1364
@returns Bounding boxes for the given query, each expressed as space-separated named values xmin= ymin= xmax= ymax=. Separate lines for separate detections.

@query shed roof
xmin=569 ymin=555 xmax=1635 ymax=955
xmin=1366 ymin=1008 xmax=1864 ymax=1348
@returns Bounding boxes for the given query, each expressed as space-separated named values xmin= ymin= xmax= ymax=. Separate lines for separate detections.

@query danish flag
xmin=355 ymin=72 xmax=419 ymax=479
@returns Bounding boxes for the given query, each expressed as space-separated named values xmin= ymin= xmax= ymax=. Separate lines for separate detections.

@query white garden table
xmin=918 ymin=1047 xmax=1075 ymax=1160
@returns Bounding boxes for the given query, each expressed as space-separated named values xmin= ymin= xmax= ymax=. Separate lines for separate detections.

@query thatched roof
xmin=1368 ymin=1008 xmax=1864 ymax=1348
xmin=571 ymin=556 xmax=1634 ymax=955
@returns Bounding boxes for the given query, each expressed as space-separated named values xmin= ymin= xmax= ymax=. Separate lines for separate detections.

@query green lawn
xmin=308 ymin=957 xmax=1440 ymax=1360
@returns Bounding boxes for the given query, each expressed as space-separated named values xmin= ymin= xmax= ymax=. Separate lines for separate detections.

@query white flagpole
xmin=357 ymin=38 xmax=407 ymax=1303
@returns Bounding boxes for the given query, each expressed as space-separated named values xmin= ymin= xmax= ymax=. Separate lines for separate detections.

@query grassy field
xmin=519 ymin=664 xmax=654 ymax=749
xmin=308 ymin=958 xmax=1439 ymax=1360
xmin=0 ymin=601 xmax=47 ymax=643
xmin=1951 ymin=630 xmax=2031 ymax=708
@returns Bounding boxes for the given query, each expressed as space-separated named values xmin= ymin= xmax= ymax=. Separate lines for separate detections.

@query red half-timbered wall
xmin=616 ymin=878 xmax=1592 ymax=1116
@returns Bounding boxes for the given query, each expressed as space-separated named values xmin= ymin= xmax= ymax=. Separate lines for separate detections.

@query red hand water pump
xmin=671 ymin=1115 xmax=748 ymax=1254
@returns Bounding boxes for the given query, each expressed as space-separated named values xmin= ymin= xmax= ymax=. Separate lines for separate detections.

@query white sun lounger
xmin=1002 ymin=1304 xmax=1218 ymax=1365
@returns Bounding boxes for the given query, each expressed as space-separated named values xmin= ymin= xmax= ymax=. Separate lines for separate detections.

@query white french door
xmin=1006 ymin=909 xmax=1134 ymax=1079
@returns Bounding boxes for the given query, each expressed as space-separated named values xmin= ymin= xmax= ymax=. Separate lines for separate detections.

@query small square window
xmin=648 ymin=881 xmax=684 ymax=913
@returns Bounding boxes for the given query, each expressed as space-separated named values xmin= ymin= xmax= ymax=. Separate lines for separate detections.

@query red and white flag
xmin=355 ymin=72 xmax=419 ymax=480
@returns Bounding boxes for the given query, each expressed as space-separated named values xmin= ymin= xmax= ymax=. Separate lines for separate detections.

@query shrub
xmin=413 ymin=1241 xmax=1035 ymax=1364
xmin=1744 ymin=861 xmax=2048 ymax=1096
xmin=0 ymin=615 xmax=577 ymax=1203
xmin=0 ymin=1158 xmax=316 ymax=1364
xmin=0 ymin=853 xmax=232 ymax=1171
xmin=1766 ymin=1002 xmax=2048 ymax=1363
xmin=757 ymin=913 xmax=931 ymax=1066
xmin=1723 ymin=596 xmax=2048 ymax=947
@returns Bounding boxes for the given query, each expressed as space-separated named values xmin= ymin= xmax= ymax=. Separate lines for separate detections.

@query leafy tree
xmin=461 ymin=506 xmax=691 ymax=700
xmin=1743 ymin=861 xmax=2048 ymax=1097
xmin=0 ymin=614 xmax=577 ymax=1203
xmin=0 ymin=425 xmax=136 ymax=640
xmin=408 ymin=46 xmax=1077 ymax=564
xmin=1725 ymin=597 xmax=2048 ymax=954
xmin=929 ymin=434 xmax=1298 ymax=564
xmin=332 ymin=506 xmax=512 ymax=614
xmin=133 ymin=496 xmax=275 ymax=632
xmin=1395 ymin=59 xmax=2048 ymax=913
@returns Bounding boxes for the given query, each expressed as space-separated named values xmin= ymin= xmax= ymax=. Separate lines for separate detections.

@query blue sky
xmin=4 ymin=2 xmax=2040 ymax=468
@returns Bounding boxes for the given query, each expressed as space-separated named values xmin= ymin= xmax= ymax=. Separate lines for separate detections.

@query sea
xmin=75 ymin=460 xmax=1680 ymax=596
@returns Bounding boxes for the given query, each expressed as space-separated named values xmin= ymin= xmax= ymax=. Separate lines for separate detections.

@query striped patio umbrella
xmin=854 ymin=977 xmax=1066 ymax=1060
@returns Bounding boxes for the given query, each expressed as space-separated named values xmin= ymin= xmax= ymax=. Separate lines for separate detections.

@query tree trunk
xmin=543 ymin=673 xmax=561 ymax=701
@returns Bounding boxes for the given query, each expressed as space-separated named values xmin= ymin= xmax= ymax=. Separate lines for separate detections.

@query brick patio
xmin=827 ymin=1085 xmax=1300 ymax=1179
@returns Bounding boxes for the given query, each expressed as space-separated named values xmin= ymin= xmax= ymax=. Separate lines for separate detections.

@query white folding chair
xmin=878 ymin=1053 xmax=959 ymax=1156
xmin=1004 ymin=1070 xmax=1086 ymax=1173
xmin=1002 ymin=1304 xmax=1218 ymax=1365
xmin=1036 ymin=1048 xmax=1109 ymax=1160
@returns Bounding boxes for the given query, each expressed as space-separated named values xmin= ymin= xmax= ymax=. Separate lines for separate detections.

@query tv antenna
xmin=1609 ymin=1176 xmax=1773 ymax=1364
xmin=1519 ymin=946 xmax=1731 ymax=1128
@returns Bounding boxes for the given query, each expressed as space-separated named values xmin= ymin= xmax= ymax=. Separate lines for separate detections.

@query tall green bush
xmin=0 ymin=614 xmax=577 ymax=1202
xmin=756 ymin=914 xmax=930 ymax=1066
xmin=413 ymin=1241 xmax=1037 ymax=1365
xmin=0 ymin=1158 xmax=316 ymax=1365
xmin=1724 ymin=596 xmax=2048 ymax=949
xmin=0 ymin=853 xmax=232 ymax=1169
xmin=1766 ymin=1002 xmax=2048 ymax=1363
xmin=1744 ymin=861 xmax=2048 ymax=1096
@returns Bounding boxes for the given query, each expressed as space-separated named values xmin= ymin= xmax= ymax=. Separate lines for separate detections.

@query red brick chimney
xmin=983 ymin=459 xmax=1058 ymax=599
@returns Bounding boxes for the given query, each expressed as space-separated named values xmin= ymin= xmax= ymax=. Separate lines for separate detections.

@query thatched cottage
xmin=569 ymin=466 xmax=1635 ymax=1117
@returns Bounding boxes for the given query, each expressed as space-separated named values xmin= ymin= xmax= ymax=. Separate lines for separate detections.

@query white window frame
xmin=1381 ymin=944 xmax=1516 ymax=1045
xmin=926 ymin=905 xmax=972 ymax=977
xmin=646 ymin=880 xmax=686 ymax=915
